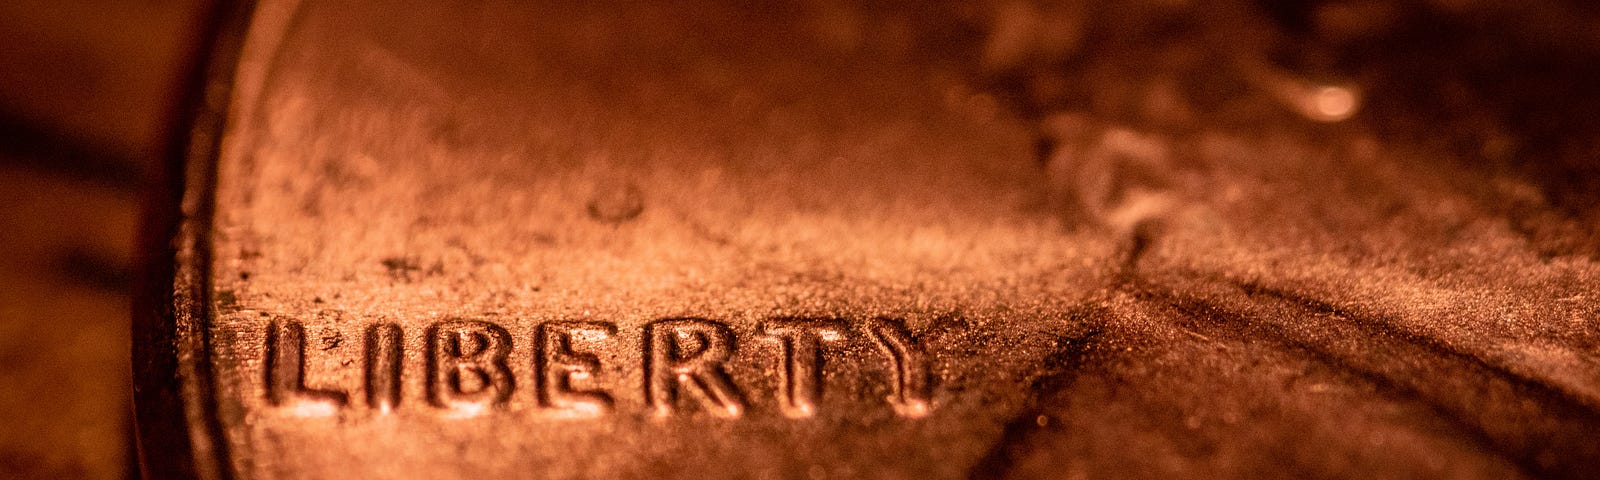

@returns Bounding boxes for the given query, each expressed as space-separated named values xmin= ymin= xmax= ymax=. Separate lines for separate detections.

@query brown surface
xmin=0 ymin=0 xmax=1587 ymax=478
xmin=145 ymin=1 xmax=1600 ymax=479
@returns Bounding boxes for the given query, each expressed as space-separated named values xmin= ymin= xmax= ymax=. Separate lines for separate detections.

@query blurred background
xmin=1 ymin=1 xmax=1598 ymax=478
xmin=0 ymin=1 xmax=216 ymax=477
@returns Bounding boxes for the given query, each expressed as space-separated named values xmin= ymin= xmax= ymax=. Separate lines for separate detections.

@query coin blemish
xmin=216 ymin=289 xmax=239 ymax=312
xmin=380 ymin=257 xmax=420 ymax=279
xmin=585 ymin=182 xmax=645 ymax=224
xmin=317 ymin=328 xmax=343 ymax=350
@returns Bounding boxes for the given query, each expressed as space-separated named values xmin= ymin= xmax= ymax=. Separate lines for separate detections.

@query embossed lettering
xmin=258 ymin=312 xmax=941 ymax=419
xmin=645 ymin=318 xmax=745 ymax=418
xmin=536 ymin=321 xmax=615 ymax=416
xmin=863 ymin=317 xmax=931 ymax=417
xmin=364 ymin=323 xmax=404 ymax=412
xmin=762 ymin=319 xmax=844 ymax=418
xmin=427 ymin=320 xmax=514 ymax=410
xmin=264 ymin=320 xmax=348 ymax=413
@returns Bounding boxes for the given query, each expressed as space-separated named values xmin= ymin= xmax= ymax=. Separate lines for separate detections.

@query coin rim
xmin=132 ymin=2 xmax=260 ymax=479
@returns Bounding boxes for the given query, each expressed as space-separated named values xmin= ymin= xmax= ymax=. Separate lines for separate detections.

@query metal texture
xmin=139 ymin=1 xmax=1600 ymax=478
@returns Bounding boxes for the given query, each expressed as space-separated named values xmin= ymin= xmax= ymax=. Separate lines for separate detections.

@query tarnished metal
xmin=137 ymin=1 xmax=1600 ymax=479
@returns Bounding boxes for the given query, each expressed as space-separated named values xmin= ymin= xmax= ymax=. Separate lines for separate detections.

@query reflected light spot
xmin=893 ymin=399 xmax=930 ymax=418
xmin=288 ymin=401 xmax=339 ymax=417
xmin=444 ymin=402 xmax=488 ymax=418
xmin=1307 ymin=86 xmax=1359 ymax=122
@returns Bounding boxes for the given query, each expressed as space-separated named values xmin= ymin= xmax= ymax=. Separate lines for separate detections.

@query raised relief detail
xmin=264 ymin=320 xmax=348 ymax=415
xmin=427 ymin=320 xmax=514 ymax=410
xmin=645 ymin=318 xmax=746 ymax=418
xmin=762 ymin=319 xmax=845 ymax=418
xmin=862 ymin=317 xmax=932 ymax=418
xmin=364 ymin=323 xmax=404 ymax=412
xmin=257 ymin=316 xmax=934 ymax=418
xmin=536 ymin=321 xmax=616 ymax=416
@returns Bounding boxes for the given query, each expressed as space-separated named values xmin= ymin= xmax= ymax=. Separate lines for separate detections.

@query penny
xmin=135 ymin=1 xmax=1600 ymax=479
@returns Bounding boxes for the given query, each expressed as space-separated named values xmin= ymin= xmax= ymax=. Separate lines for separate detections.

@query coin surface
xmin=137 ymin=1 xmax=1600 ymax=479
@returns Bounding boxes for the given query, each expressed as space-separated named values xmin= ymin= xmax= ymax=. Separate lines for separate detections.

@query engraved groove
xmin=1138 ymin=287 xmax=1541 ymax=478
xmin=966 ymin=322 xmax=1105 ymax=480
xmin=1239 ymin=281 xmax=1600 ymax=413
xmin=1136 ymin=279 xmax=1600 ymax=479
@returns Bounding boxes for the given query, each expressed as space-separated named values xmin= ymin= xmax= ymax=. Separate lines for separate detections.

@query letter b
xmin=427 ymin=320 xmax=514 ymax=410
